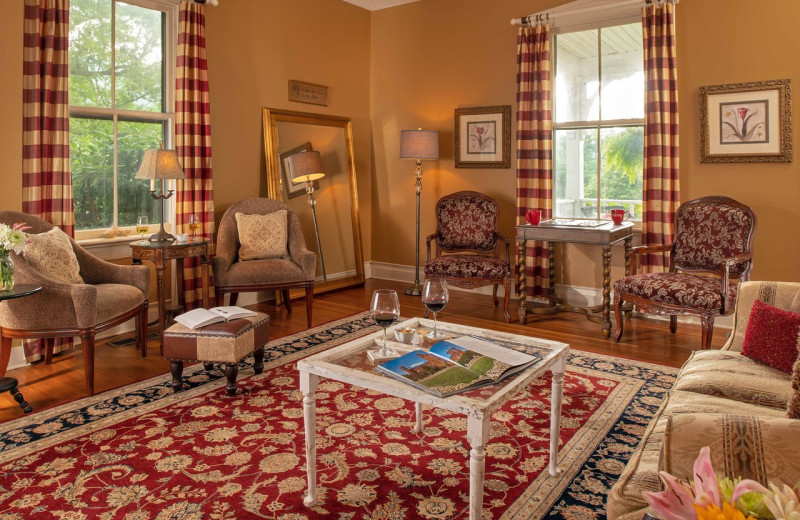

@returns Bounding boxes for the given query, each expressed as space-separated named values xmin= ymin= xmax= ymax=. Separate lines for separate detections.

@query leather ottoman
xmin=163 ymin=313 xmax=270 ymax=396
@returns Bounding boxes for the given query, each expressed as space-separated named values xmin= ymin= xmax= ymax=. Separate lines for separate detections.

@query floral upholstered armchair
xmin=424 ymin=191 xmax=512 ymax=322
xmin=612 ymin=196 xmax=756 ymax=349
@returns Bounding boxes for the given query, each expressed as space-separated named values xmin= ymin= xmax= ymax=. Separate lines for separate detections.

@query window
xmin=69 ymin=0 xmax=175 ymax=236
xmin=553 ymin=22 xmax=644 ymax=221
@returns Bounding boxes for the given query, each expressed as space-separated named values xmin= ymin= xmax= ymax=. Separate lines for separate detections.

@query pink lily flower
xmin=642 ymin=472 xmax=698 ymax=520
xmin=730 ymin=479 xmax=769 ymax=503
xmin=692 ymin=446 xmax=721 ymax=507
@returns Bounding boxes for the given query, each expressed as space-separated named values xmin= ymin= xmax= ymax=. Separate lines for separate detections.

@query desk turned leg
xmin=466 ymin=414 xmax=490 ymax=520
xmin=201 ymin=255 xmax=210 ymax=309
xmin=517 ymin=240 xmax=527 ymax=324
xmin=156 ymin=265 xmax=166 ymax=348
xmin=549 ymin=356 xmax=566 ymax=476
xmin=601 ymin=246 xmax=612 ymax=338
xmin=624 ymin=237 xmax=632 ymax=276
xmin=300 ymin=372 xmax=319 ymax=508
xmin=547 ymin=242 xmax=557 ymax=305
xmin=412 ymin=402 xmax=424 ymax=434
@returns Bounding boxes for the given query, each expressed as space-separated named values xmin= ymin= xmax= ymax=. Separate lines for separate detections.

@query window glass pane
xmin=115 ymin=2 xmax=164 ymax=112
xmin=599 ymin=126 xmax=643 ymax=220
xmin=69 ymin=0 xmax=112 ymax=108
xmin=71 ymin=117 xmax=114 ymax=230
xmin=555 ymin=29 xmax=599 ymax=123
xmin=600 ymin=23 xmax=644 ymax=120
xmin=554 ymin=128 xmax=598 ymax=219
xmin=117 ymin=120 xmax=163 ymax=227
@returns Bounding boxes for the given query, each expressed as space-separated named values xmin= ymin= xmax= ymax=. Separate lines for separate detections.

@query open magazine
xmin=375 ymin=336 xmax=540 ymax=397
xmin=174 ymin=306 xmax=257 ymax=329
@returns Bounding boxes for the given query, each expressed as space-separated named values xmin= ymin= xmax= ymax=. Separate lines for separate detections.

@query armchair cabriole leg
xmin=305 ymin=286 xmax=313 ymax=327
xmin=215 ymin=289 xmax=225 ymax=307
xmin=701 ymin=314 xmax=714 ymax=350
xmin=44 ymin=338 xmax=54 ymax=365
xmin=282 ymin=290 xmax=292 ymax=313
xmin=229 ymin=293 xmax=238 ymax=307
xmin=613 ymin=295 xmax=624 ymax=342
xmin=492 ymin=285 xmax=499 ymax=307
xmin=81 ymin=331 xmax=96 ymax=397
xmin=669 ymin=315 xmax=678 ymax=334
xmin=137 ymin=302 xmax=149 ymax=358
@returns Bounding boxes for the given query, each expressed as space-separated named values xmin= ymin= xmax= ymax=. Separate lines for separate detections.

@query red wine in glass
xmin=422 ymin=279 xmax=448 ymax=339
xmin=370 ymin=289 xmax=400 ymax=357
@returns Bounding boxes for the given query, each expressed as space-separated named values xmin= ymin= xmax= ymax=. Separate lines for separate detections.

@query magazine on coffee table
xmin=375 ymin=336 xmax=540 ymax=397
xmin=174 ymin=306 xmax=257 ymax=329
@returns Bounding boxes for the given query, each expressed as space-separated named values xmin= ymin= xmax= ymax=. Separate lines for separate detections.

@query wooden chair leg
xmin=215 ymin=289 xmax=225 ymax=307
xmin=669 ymin=315 xmax=678 ymax=334
xmin=492 ymin=285 xmax=499 ymax=307
xmin=613 ymin=295 xmax=625 ymax=342
xmin=229 ymin=293 xmax=238 ymax=306
xmin=44 ymin=338 xmax=55 ymax=365
xmin=282 ymin=290 xmax=292 ymax=313
xmin=0 ymin=333 xmax=11 ymax=377
xmin=701 ymin=314 xmax=715 ymax=350
xmin=137 ymin=302 xmax=148 ymax=358
xmin=305 ymin=286 xmax=313 ymax=327
xmin=81 ymin=332 xmax=96 ymax=396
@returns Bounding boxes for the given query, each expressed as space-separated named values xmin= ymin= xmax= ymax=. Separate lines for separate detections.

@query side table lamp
xmin=135 ymin=146 xmax=186 ymax=243
xmin=399 ymin=128 xmax=439 ymax=296
xmin=289 ymin=150 xmax=327 ymax=282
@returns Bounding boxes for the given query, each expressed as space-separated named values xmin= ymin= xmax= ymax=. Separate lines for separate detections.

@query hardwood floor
xmin=0 ymin=278 xmax=727 ymax=422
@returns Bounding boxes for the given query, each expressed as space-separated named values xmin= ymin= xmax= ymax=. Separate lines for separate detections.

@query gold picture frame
xmin=288 ymin=80 xmax=328 ymax=107
xmin=700 ymin=79 xmax=792 ymax=163
xmin=454 ymin=105 xmax=512 ymax=168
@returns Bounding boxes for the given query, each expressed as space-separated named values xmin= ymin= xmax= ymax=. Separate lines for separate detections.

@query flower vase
xmin=0 ymin=252 xmax=13 ymax=291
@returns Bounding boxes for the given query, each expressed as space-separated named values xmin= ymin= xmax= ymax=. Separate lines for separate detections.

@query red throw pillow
xmin=741 ymin=299 xmax=800 ymax=374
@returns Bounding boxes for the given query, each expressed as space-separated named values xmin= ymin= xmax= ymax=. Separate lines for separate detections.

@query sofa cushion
xmin=674 ymin=349 xmax=792 ymax=410
xmin=741 ymin=300 xmax=800 ymax=374
xmin=613 ymin=272 xmax=737 ymax=311
xmin=23 ymin=227 xmax=83 ymax=284
xmin=235 ymin=211 xmax=288 ymax=261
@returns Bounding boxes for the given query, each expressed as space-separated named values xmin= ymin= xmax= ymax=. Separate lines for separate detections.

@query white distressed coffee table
xmin=297 ymin=318 xmax=570 ymax=520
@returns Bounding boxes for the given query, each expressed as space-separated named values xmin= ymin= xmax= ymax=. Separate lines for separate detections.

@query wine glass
xmin=370 ymin=289 xmax=400 ymax=358
xmin=188 ymin=213 xmax=200 ymax=239
xmin=136 ymin=216 xmax=149 ymax=240
xmin=422 ymin=278 xmax=449 ymax=339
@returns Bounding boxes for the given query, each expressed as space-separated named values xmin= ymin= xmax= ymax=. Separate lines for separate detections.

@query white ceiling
xmin=341 ymin=0 xmax=423 ymax=11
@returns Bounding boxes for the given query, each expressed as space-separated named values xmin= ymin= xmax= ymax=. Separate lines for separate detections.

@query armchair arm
xmin=288 ymin=214 xmax=316 ymax=280
xmin=73 ymin=247 xmax=149 ymax=296
xmin=718 ymin=251 xmax=753 ymax=313
xmin=425 ymin=233 xmax=439 ymax=264
xmin=629 ymin=244 xmax=672 ymax=275
xmin=214 ymin=218 xmax=238 ymax=273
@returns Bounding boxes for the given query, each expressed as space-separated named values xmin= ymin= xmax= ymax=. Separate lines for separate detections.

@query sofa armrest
xmin=721 ymin=281 xmax=800 ymax=351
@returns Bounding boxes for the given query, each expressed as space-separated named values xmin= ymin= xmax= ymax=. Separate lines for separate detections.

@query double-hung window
xmin=553 ymin=22 xmax=644 ymax=221
xmin=68 ymin=0 xmax=176 ymax=238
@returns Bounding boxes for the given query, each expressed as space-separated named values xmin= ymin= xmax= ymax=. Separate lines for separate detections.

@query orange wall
xmin=0 ymin=1 xmax=24 ymax=213
xmin=371 ymin=0 xmax=800 ymax=285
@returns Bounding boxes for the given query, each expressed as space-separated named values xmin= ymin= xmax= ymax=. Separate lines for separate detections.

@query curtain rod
xmin=509 ymin=0 xmax=676 ymax=26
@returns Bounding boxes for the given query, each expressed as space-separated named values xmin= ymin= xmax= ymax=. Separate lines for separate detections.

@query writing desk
xmin=516 ymin=221 xmax=634 ymax=338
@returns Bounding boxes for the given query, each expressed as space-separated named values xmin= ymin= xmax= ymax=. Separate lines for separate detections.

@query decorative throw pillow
xmin=741 ymin=299 xmax=800 ymax=374
xmin=23 ymin=227 xmax=84 ymax=284
xmin=788 ymin=357 xmax=800 ymax=419
xmin=235 ymin=211 xmax=288 ymax=261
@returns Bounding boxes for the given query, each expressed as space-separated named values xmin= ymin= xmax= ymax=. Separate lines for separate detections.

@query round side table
xmin=0 ymin=284 xmax=43 ymax=414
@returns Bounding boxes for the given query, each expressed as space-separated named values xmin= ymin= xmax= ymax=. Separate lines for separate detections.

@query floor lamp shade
xmin=399 ymin=130 xmax=439 ymax=160
xmin=288 ymin=151 xmax=326 ymax=183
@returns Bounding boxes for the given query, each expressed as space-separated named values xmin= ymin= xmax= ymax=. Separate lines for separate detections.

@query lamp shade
xmin=134 ymin=149 xmax=186 ymax=180
xmin=289 ymin=151 xmax=326 ymax=183
xmin=399 ymin=129 xmax=439 ymax=160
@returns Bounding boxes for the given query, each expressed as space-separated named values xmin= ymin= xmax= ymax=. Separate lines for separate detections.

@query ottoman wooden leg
xmin=170 ymin=361 xmax=184 ymax=392
xmin=225 ymin=363 xmax=238 ymax=396
xmin=254 ymin=346 xmax=265 ymax=375
xmin=203 ymin=363 xmax=214 ymax=371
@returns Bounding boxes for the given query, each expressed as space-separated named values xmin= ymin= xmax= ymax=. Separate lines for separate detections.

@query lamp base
xmin=149 ymin=229 xmax=176 ymax=243
xmin=404 ymin=283 xmax=422 ymax=296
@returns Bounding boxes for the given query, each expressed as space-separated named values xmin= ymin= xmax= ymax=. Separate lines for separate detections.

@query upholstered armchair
xmin=424 ymin=191 xmax=512 ymax=322
xmin=613 ymin=196 xmax=756 ymax=350
xmin=213 ymin=198 xmax=316 ymax=326
xmin=0 ymin=211 xmax=149 ymax=396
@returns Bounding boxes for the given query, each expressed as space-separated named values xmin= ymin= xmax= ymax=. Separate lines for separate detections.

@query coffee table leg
xmin=300 ymin=371 xmax=319 ymax=507
xmin=466 ymin=414 xmax=490 ymax=520
xmin=549 ymin=356 xmax=566 ymax=476
xmin=412 ymin=402 xmax=423 ymax=434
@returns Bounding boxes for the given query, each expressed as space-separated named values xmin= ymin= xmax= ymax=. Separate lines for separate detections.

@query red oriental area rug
xmin=0 ymin=313 xmax=677 ymax=519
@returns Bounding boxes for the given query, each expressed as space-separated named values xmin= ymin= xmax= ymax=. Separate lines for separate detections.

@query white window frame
xmin=551 ymin=12 xmax=644 ymax=221
xmin=70 ymin=0 xmax=179 ymax=242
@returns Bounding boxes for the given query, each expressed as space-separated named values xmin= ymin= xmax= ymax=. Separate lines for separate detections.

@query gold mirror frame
xmin=262 ymin=107 xmax=365 ymax=293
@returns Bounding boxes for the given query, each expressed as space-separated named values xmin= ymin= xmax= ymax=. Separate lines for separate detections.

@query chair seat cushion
xmin=424 ymin=255 xmax=510 ymax=280
xmin=221 ymin=258 xmax=307 ymax=286
xmin=614 ymin=272 xmax=737 ymax=311
xmin=95 ymin=284 xmax=146 ymax=324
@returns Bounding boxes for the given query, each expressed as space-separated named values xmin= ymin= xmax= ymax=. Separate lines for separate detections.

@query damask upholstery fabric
xmin=788 ymin=357 xmax=800 ymax=419
xmin=425 ymin=255 xmax=511 ymax=280
xmin=741 ymin=300 xmax=800 ymax=374
xmin=613 ymin=272 xmax=737 ymax=311
xmin=235 ymin=211 xmax=288 ymax=260
xmin=436 ymin=193 xmax=498 ymax=252
xmin=673 ymin=203 xmax=754 ymax=275
xmin=23 ymin=227 xmax=83 ymax=284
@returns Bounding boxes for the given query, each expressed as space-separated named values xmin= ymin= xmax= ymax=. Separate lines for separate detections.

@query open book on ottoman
xmin=174 ymin=306 xmax=257 ymax=329
xmin=376 ymin=336 xmax=540 ymax=397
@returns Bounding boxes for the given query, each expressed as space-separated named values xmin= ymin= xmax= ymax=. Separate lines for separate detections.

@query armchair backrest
xmin=672 ymin=196 xmax=756 ymax=278
xmin=0 ymin=211 xmax=56 ymax=235
xmin=217 ymin=198 xmax=306 ymax=262
xmin=435 ymin=191 xmax=499 ymax=253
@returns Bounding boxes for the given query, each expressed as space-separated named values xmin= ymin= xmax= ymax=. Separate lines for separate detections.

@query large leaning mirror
xmin=262 ymin=108 xmax=365 ymax=294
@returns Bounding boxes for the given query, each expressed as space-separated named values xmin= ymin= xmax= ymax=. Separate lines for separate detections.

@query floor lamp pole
xmin=405 ymin=159 xmax=423 ymax=296
xmin=306 ymin=183 xmax=327 ymax=282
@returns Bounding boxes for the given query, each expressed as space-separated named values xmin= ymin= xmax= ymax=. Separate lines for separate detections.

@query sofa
xmin=607 ymin=281 xmax=800 ymax=520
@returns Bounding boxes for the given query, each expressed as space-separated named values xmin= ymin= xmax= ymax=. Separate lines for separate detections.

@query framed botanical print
xmin=454 ymin=105 xmax=512 ymax=168
xmin=279 ymin=142 xmax=318 ymax=199
xmin=700 ymin=79 xmax=792 ymax=163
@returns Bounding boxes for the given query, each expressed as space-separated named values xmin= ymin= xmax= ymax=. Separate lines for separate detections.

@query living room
xmin=0 ymin=0 xmax=798 ymax=519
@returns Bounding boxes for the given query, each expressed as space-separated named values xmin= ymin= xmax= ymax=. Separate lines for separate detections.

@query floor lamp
xmin=288 ymin=150 xmax=327 ymax=282
xmin=399 ymin=129 xmax=439 ymax=296
xmin=135 ymin=147 xmax=186 ymax=242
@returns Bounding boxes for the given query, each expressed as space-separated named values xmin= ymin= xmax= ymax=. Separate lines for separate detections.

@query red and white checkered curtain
xmin=515 ymin=23 xmax=553 ymax=299
xmin=22 ymin=0 xmax=73 ymax=361
xmin=641 ymin=0 xmax=680 ymax=272
xmin=22 ymin=0 xmax=74 ymax=238
xmin=175 ymin=1 xmax=215 ymax=309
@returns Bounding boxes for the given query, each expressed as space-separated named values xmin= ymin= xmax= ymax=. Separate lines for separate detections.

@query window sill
xmin=78 ymin=235 xmax=143 ymax=261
